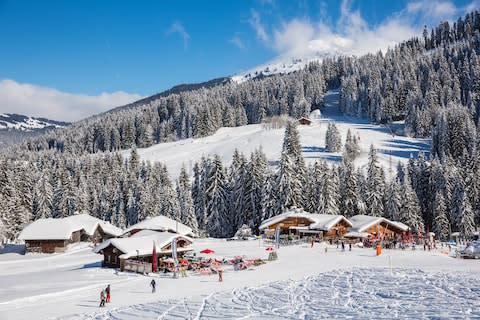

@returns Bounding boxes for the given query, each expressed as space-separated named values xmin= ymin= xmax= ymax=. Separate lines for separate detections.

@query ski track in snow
xmin=62 ymin=268 xmax=480 ymax=320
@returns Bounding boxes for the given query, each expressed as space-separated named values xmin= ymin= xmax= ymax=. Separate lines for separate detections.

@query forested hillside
xmin=1 ymin=11 xmax=479 ymax=242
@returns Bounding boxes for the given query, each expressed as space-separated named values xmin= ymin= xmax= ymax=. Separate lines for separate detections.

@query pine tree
xmin=340 ymin=160 xmax=360 ymax=217
xmin=400 ymin=170 xmax=424 ymax=233
xmin=432 ymin=192 xmax=450 ymax=241
xmin=384 ymin=178 xmax=402 ymax=221
xmin=458 ymin=189 xmax=476 ymax=238
xmin=33 ymin=173 xmax=53 ymax=220
xmin=325 ymin=122 xmax=342 ymax=152
xmin=206 ymin=155 xmax=229 ymax=237
xmin=365 ymin=145 xmax=385 ymax=216
xmin=177 ymin=166 xmax=198 ymax=235
xmin=320 ymin=166 xmax=340 ymax=215
xmin=192 ymin=160 xmax=208 ymax=234
xmin=343 ymin=129 xmax=360 ymax=161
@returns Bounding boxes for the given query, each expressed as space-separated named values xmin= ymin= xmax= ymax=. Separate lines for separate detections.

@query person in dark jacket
xmin=106 ymin=284 xmax=111 ymax=303
xmin=150 ymin=279 xmax=156 ymax=293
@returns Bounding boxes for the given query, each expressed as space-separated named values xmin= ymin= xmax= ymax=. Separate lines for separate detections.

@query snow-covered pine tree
xmin=457 ymin=188 xmax=476 ymax=238
xmin=432 ymin=191 xmax=450 ymax=241
xmin=320 ymin=166 xmax=340 ymax=215
xmin=228 ymin=149 xmax=248 ymax=231
xmin=340 ymin=159 xmax=359 ymax=217
xmin=276 ymin=122 xmax=306 ymax=212
xmin=32 ymin=172 xmax=53 ymax=220
xmin=343 ymin=129 xmax=360 ymax=161
xmin=400 ymin=170 xmax=424 ymax=233
xmin=245 ymin=148 xmax=268 ymax=231
xmin=365 ymin=145 xmax=385 ymax=217
xmin=384 ymin=178 xmax=402 ymax=221
xmin=176 ymin=165 xmax=198 ymax=235
xmin=325 ymin=122 xmax=342 ymax=152
xmin=192 ymin=160 xmax=208 ymax=234
xmin=206 ymin=154 xmax=229 ymax=237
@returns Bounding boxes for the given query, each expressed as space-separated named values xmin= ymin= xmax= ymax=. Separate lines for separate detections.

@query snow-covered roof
xmin=349 ymin=215 xmax=408 ymax=233
xmin=94 ymin=231 xmax=193 ymax=259
xmin=19 ymin=213 xmax=123 ymax=240
xmin=259 ymin=209 xmax=351 ymax=231
xmin=19 ymin=218 xmax=83 ymax=240
xmin=97 ymin=221 xmax=124 ymax=237
xmin=308 ymin=214 xmax=352 ymax=231
xmin=123 ymin=215 xmax=194 ymax=237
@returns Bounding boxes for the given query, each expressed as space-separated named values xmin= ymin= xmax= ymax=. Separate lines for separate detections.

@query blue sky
xmin=0 ymin=0 xmax=478 ymax=121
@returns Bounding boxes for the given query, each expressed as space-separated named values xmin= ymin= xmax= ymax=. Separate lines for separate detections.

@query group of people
xmin=99 ymin=284 xmax=111 ymax=307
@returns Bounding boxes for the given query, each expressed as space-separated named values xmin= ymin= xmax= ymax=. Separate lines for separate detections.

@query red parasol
xmin=200 ymin=249 xmax=215 ymax=254
xmin=180 ymin=259 xmax=189 ymax=265
xmin=265 ymin=247 xmax=274 ymax=251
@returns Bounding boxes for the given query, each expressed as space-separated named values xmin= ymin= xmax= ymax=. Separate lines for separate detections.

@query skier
xmin=150 ymin=279 xmax=156 ymax=293
xmin=99 ymin=290 xmax=106 ymax=307
xmin=180 ymin=265 xmax=187 ymax=277
xmin=218 ymin=268 xmax=223 ymax=282
xmin=349 ymin=243 xmax=352 ymax=251
xmin=341 ymin=241 xmax=345 ymax=251
xmin=105 ymin=284 xmax=111 ymax=303
xmin=311 ymin=239 xmax=315 ymax=248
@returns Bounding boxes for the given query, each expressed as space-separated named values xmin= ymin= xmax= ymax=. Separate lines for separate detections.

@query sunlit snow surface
xmin=64 ymin=268 xmax=480 ymax=320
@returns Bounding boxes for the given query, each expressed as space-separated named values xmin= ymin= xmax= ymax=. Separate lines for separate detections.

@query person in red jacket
xmin=105 ymin=284 xmax=111 ymax=303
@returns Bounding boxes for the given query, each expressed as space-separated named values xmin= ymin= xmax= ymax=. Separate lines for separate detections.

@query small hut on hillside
xmin=298 ymin=117 xmax=312 ymax=125
xmin=122 ymin=215 xmax=194 ymax=238
xmin=94 ymin=230 xmax=193 ymax=271
xmin=19 ymin=213 xmax=123 ymax=253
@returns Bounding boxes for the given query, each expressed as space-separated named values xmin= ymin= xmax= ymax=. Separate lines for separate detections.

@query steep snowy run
xmin=231 ymin=51 xmax=333 ymax=83
xmin=125 ymin=90 xmax=431 ymax=178
xmin=0 ymin=113 xmax=69 ymax=131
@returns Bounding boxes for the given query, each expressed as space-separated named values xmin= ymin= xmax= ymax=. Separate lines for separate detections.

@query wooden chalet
xmin=19 ymin=213 xmax=123 ymax=253
xmin=94 ymin=230 xmax=193 ymax=271
xmin=259 ymin=207 xmax=352 ymax=239
xmin=348 ymin=215 xmax=409 ymax=240
xmin=298 ymin=117 xmax=312 ymax=125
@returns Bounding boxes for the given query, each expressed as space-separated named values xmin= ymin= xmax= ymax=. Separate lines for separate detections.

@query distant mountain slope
xmin=104 ymin=77 xmax=231 ymax=115
xmin=231 ymin=52 xmax=334 ymax=83
xmin=0 ymin=113 xmax=69 ymax=131
xmin=123 ymin=90 xmax=430 ymax=178
xmin=0 ymin=113 xmax=70 ymax=147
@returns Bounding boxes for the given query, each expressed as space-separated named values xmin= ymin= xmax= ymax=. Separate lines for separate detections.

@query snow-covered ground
xmin=0 ymin=240 xmax=479 ymax=320
xmin=125 ymin=90 xmax=430 ymax=179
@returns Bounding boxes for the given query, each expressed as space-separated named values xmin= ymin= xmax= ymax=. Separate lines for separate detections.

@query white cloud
xmin=167 ymin=22 xmax=190 ymax=49
xmin=249 ymin=9 xmax=269 ymax=43
xmin=248 ymin=0 xmax=480 ymax=61
xmin=0 ymin=79 xmax=142 ymax=122
xmin=229 ymin=34 xmax=246 ymax=50
xmin=407 ymin=0 xmax=457 ymax=20
xmin=273 ymin=19 xmax=315 ymax=55
xmin=266 ymin=0 xmax=416 ymax=58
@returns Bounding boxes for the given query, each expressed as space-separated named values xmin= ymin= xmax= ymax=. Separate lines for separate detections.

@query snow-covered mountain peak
xmin=231 ymin=51 xmax=338 ymax=83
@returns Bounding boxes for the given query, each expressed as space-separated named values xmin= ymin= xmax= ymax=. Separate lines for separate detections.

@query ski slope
xmin=124 ymin=90 xmax=430 ymax=179
xmin=0 ymin=240 xmax=479 ymax=320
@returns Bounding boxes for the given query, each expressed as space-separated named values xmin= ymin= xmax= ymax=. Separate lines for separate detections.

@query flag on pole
xmin=171 ymin=238 xmax=178 ymax=267
xmin=275 ymin=226 xmax=280 ymax=249
xmin=152 ymin=241 xmax=157 ymax=273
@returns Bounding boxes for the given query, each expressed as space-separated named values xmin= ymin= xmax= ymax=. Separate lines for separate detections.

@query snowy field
xmin=123 ymin=90 xmax=431 ymax=179
xmin=1 ymin=240 xmax=479 ymax=320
